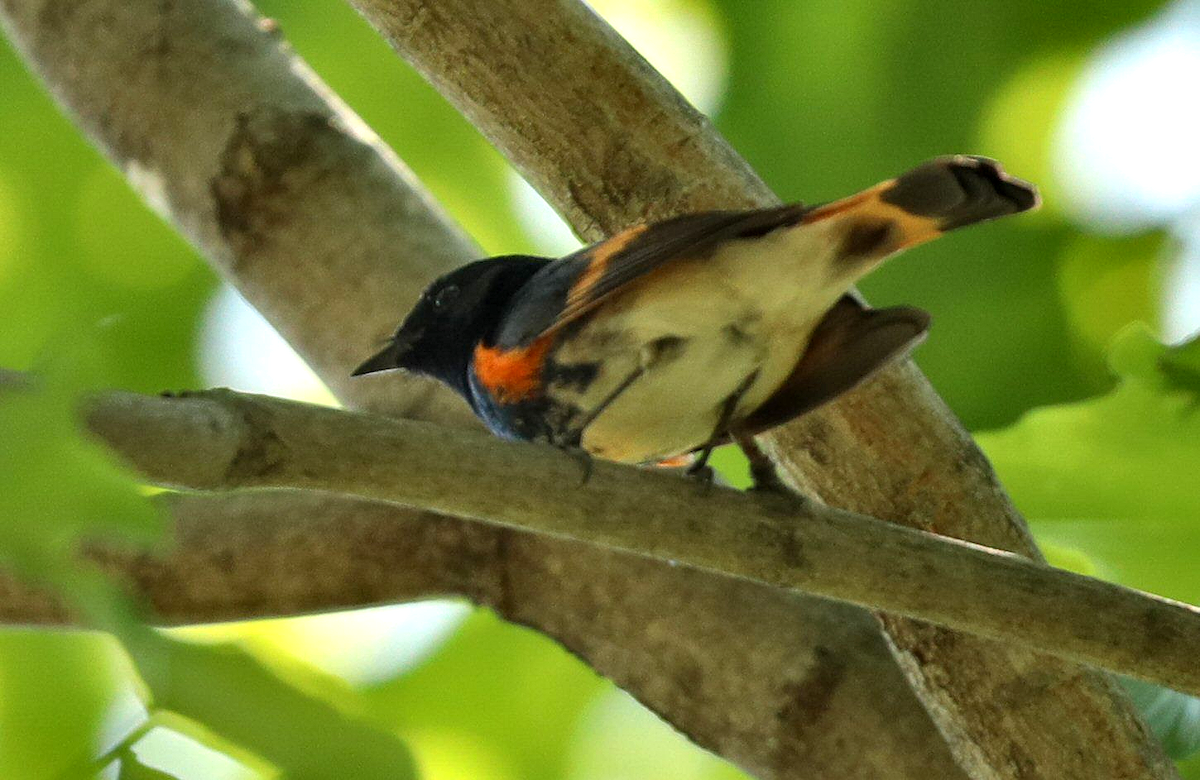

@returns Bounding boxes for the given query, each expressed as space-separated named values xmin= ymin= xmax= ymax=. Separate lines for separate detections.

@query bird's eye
xmin=433 ymin=285 xmax=460 ymax=310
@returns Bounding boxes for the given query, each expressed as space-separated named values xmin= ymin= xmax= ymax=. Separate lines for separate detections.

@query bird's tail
xmin=805 ymin=156 xmax=1039 ymax=264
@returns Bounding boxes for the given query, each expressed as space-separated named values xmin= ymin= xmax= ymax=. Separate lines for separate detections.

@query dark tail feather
xmin=881 ymin=155 xmax=1039 ymax=230
xmin=802 ymin=156 xmax=1039 ymax=263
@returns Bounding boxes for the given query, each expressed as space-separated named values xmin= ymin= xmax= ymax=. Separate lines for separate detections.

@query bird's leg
xmin=685 ymin=446 xmax=718 ymax=483
xmin=687 ymin=370 xmax=760 ymax=483
xmin=559 ymin=364 xmax=646 ymax=486
xmin=733 ymin=431 xmax=790 ymax=495
xmin=555 ymin=442 xmax=595 ymax=487
xmin=572 ymin=365 xmax=645 ymax=437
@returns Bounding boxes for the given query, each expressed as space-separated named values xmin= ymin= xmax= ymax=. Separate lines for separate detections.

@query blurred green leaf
xmin=0 ymin=41 xmax=212 ymax=393
xmin=0 ymin=350 xmax=163 ymax=585
xmin=0 ymin=165 xmax=22 ymax=284
xmin=26 ymin=575 xmax=421 ymax=780
xmin=979 ymin=325 xmax=1200 ymax=535
xmin=364 ymin=610 xmax=606 ymax=780
xmin=1035 ymin=539 xmax=1100 ymax=576
xmin=1057 ymin=232 xmax=1167 ymax=380
xmin=566 ymin=690 xmax=747 ymax=780
xmin=114 ymin=622 xmax=417 ymax=780
xmin=1035 ymin=518 xmax=1200 ymax=605
xmin=0 ymin=630 xmax=130 ymax=780
xmin=1160 ymin=332 xmax=1200 ymax=395
xmin=0 ymin=339 xmax=161 ymax=780
xmin=1178 ymin=749 xmax=1200 ymax=780
xmin=74 ymin=166 xmax=199 ymax=293
xmin=116 ymin=752 xmax=180 ymax=780
xmin=118 ymin=713 xmax=271 ymax=780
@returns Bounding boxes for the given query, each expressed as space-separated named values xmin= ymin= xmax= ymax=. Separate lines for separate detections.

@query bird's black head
xmin=352 ymin=255 xmax=548 ymax=398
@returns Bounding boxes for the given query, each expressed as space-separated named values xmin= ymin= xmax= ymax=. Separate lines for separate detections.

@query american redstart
xmin=355 ymin=156 xmax=1037 ymax=471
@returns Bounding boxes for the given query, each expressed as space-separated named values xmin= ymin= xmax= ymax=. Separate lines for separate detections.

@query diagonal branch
xmin=0 ymin=3 xmax=969 ymax=777
xmin=347 ymin=1 xmax=1174 ymax=776
xmin=15 ymin=380 xmax=1196 ymax=700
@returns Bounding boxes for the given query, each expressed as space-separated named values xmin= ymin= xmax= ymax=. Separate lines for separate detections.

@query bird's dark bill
xmin=351 ymin=344 xmax=400 ymax=376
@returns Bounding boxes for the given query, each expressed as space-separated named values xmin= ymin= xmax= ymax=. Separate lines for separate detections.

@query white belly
xmin=550 ymin=221 xmax=854 ymax=463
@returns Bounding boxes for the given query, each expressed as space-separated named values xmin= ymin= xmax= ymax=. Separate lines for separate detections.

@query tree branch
xmin=0 ymin=3 xmax=969 ymax=777
xmin=0 ymin=491 xmax=478 ymax=625
xmin=11 ymin=382 xmax=1191 ymax=702
xmin=348 ymin=1 xmax=1173 ymax=776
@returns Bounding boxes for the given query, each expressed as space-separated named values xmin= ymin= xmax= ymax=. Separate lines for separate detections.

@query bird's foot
xmin=735 ymin=433 xmax=792 ymax=496
xmin=556 ymin=444 xmax=595 ymax=487
xmin=685 ymin=462 xmax=717 ymax=492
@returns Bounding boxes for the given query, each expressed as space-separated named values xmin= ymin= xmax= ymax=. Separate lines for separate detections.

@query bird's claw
xmin=685 ymin=461 xmax=717 ymax=493
xmin=557 ymin=444 xmax=595 ymax=487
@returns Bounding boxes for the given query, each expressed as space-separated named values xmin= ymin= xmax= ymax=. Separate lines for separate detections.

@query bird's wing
xmin=492 ymin=204 xmax=811 ymax=348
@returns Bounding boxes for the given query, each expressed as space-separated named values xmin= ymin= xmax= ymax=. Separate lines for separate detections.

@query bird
xmin=353 ymin=156 xmax=1037 ymax=473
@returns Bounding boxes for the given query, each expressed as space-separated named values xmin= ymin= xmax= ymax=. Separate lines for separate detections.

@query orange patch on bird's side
xmin=472 ymin=335 xmax=554 ymax=403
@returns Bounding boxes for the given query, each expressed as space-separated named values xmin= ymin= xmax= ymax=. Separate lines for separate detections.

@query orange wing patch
xmin=566 ymin=224 xmax=647 ymax=309
xmin=473 ymin=334 xmax=554 ymax=403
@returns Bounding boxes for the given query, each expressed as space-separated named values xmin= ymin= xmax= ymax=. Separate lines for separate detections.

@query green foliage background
xmin=2 ymin=0 xmax=1199 ymax=777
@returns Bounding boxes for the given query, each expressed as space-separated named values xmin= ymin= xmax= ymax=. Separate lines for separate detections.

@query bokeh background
xmin=3 ymin=0 xmax=1200 ymax=777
